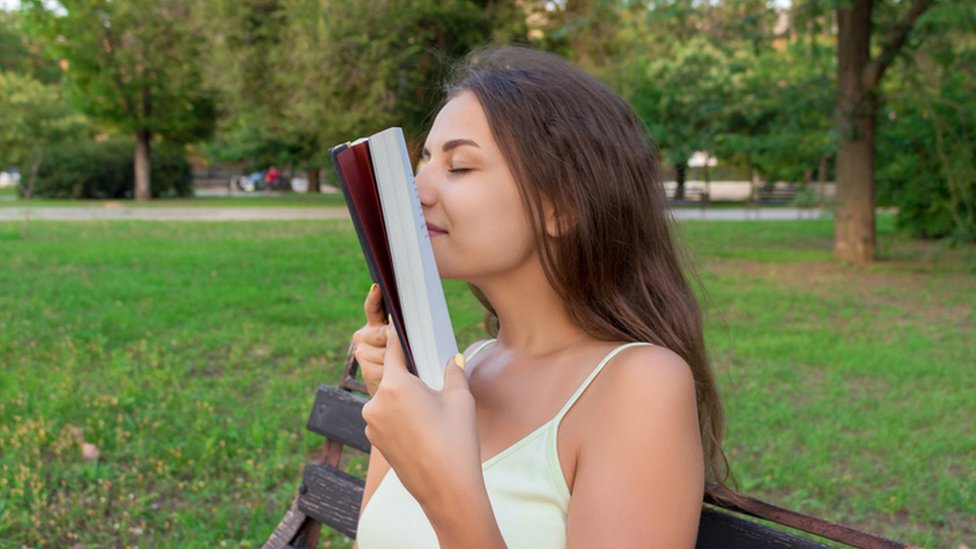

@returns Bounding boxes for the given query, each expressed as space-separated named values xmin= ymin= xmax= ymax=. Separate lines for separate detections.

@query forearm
xmin=360 ymin=449 xmax=391 ymax=515
xmin=420 ymin=476 xmax=507 ymax=549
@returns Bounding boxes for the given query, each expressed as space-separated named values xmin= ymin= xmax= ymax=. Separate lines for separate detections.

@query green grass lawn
xmin=0 ymin=218 xmax=973 ymax=547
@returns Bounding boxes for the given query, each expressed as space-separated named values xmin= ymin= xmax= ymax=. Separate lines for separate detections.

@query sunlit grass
xmin=0 ymin=219 xmax=972 ymax=547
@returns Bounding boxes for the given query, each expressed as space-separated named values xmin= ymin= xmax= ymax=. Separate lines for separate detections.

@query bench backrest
xmin=265 ymin=383 xmax=913 ymax=549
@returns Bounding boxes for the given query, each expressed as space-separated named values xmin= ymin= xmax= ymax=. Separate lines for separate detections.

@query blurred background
xmin=0 ymin=0 xmax=973 ymax=547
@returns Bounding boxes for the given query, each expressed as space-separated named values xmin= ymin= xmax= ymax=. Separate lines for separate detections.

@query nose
xmin=414 ymin=160 xmax=437 ymax=207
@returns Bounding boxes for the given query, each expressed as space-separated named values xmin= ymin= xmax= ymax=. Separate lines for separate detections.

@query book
xmin=330 ymin=127 xmax=458 ymax=390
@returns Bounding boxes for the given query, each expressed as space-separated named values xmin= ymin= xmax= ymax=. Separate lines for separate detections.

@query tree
xmin=831 ymin=0 xmax=936 ymax=262
xmin=23 ymin=0 xmax=215 ymax=201
xmin=271 ymin=0 xmax=496 ymax=170
xmin=717 ymin=38 xmax=835 ymax=190
xmin=200 ymin=0 xmax=507 ymax=192
xmin=629 ymin=37 xmax=736 ymax=199
xmin=0 ymin=71 xmax=87 ymax=231
xmin=195 ymin=0 xmax=304 ymax=183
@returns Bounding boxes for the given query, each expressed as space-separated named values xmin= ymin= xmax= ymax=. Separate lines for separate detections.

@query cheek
xmin=434 ymin=189 xmax=537 ymax=279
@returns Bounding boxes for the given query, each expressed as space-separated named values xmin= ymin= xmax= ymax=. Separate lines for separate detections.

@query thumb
xmin=442 ymin=354 xmax=470 ymax=391
xmin=364 ymin=283 xmax=386 ymax=326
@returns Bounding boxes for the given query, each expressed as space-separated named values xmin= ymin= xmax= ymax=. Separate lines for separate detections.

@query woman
xmin=351 ymin=46 xmax=726 ymax=548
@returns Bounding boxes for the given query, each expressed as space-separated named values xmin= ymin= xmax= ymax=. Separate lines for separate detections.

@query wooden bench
xmin=746 ymin=183 xmax=799 ymax=207
xmin=665 ymin=183 xmax=710 ymax=207
xmin=264 ymin=348 xmax=915 ymax=549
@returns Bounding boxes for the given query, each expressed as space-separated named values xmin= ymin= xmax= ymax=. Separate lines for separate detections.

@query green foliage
xmin=201 ymin=0 xmax=507 ymax=171
xmin=630 ymin=36 xmax=732 ymax=169
xmin=616 ymin=3 xmax=835 ymax=185
xmin=195 ymin=0 xmax=297 ymax=166
xmin=0 ymin=71 xmax=87 ymax=191
xmin=28 ymin=140 xmax=192 ymax=199
xmin=876 ymin=96 xmax=959 ymax=239
xmin=716 ymin=39 xmax=836 ymax=184
xmin=0 ymin=10 xmax=61 ymax=83
xmin=275 ymin=0 xmax=495 ymax=161
xmin=19 ymin=0 xmax=217 ymax=199
xmin=22 ymin=0 xmax=215 ymax=145
xmin=877 ymin=3 xmax=976 ymax=240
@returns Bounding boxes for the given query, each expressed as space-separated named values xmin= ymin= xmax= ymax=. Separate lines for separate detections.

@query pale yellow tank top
xmin=356 ymin=340 xmax=653 ymax=548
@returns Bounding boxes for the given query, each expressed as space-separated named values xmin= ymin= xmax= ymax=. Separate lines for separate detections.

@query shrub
xmin=877 ymin=103 xmax=974 ymax=240
xmin=27 ymin=139 xmax=192 ymax=199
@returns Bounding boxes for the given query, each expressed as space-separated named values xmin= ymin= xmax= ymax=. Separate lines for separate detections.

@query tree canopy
xmin=1 ymin=0 xmax=972 ymax=245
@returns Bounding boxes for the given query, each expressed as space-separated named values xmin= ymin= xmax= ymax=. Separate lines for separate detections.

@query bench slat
xmin=696 ymin=506 xmax=829 ymax=548
xmin=297 ymin=464 xmax=365 ymax=539
xmin=306 ymin=384 xmax=371 ymax=453
xmin=295 ymin=464 xmax=832 ymax=548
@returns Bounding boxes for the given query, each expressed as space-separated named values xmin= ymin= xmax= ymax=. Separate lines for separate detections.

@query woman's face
xmin=416 ymin=91 xmax=537 ymax=283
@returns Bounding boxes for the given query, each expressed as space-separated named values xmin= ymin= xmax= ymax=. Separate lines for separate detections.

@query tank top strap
xmin=462 ymin=339 xmax=497 ymax=377
xmin=553 ymin=342 xmax=654 ymax=423
xmin=468 ymin=338 xmax=497 ymax=360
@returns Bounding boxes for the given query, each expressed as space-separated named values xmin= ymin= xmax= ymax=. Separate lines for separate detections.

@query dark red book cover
xmin=330 ymin=142 xmax=416 ymax=376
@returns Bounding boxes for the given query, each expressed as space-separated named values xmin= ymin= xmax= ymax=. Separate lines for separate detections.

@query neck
xmin=473 ymin=259 xmax=590 ymax=358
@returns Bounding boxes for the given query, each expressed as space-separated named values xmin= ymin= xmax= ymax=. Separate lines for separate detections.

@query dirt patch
xmin=705 ymin=259 xmax=975 ymax=329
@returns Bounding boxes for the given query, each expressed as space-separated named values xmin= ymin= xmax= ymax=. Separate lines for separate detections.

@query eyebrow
xmin=421 ymin=138 xmax=481 ymax=159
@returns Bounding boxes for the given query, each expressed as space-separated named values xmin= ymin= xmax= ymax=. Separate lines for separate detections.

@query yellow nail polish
xmin=387 ymin=314 xmax=392 ymax=325
xmin=370 ymin=283 xmax=378 ymax=293
xmin=454 ymin=353 xmax=466 ymax=370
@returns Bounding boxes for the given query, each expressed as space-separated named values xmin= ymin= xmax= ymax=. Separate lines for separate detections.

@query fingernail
xmin=370 ymin=283 xmax=378 ymax=293
xmin=387 ymin=314 xmax=392 ymax=325
xmin=454 ymin=353 xmax=466 ymax=371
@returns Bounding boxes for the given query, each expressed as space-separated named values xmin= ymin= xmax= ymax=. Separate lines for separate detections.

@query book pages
xmin=368 ymin=127 xmax=458 ymax=389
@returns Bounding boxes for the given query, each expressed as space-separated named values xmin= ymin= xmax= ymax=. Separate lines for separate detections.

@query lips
xmin=426 ymin=221 xmax=448 ymax=237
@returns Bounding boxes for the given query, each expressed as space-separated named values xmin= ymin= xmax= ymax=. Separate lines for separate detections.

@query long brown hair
xmin=445 ymin=45 xmax=729 ymax=487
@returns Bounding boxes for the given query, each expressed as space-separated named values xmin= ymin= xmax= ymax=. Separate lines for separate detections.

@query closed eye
xmin=448 ymin=167 xmax=472 ymax=174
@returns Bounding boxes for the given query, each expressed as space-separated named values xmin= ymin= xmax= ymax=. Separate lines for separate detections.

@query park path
xmin=0 ymin=206 xmax=827 ymax=222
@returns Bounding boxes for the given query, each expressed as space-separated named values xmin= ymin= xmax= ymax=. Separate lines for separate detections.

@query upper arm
xmin=565 ymin=346 xmax=704 ymax=548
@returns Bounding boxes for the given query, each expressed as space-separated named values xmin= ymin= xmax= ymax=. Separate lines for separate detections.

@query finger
xmin=355 ymin=345 xmax=386 ymax=366
xmin=359 ymin=359 xmax=383 ymax=378
xmin=361 ymin=325 xmax=389 ymax=348
xmin=364 ymin=283 xmax=386 ymax=326
xmin=359 ymin=360 xmax=383 ymax=396
xmin=352 ymin=325 xmax=386 ymax=348
xmin=383 ymin=325 xmax=410 ymax=378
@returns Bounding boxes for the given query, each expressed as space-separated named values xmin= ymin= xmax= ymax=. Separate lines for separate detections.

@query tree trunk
xmin=834 ymin=0 xmax=877 ymax=263
xmin=675 ymin=163 xmax=687 ymax=200
xmin=134 ymin=129 xmax=152 ymax=201
xmin=307 ymin=167 xmax=321 ymax=193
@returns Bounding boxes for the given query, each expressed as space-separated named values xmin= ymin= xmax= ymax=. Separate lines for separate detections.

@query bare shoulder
xmin=568 ymin=343 xmax=700 ymax=448
xmin=595 ymin=343 xmax=697 ymax=409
